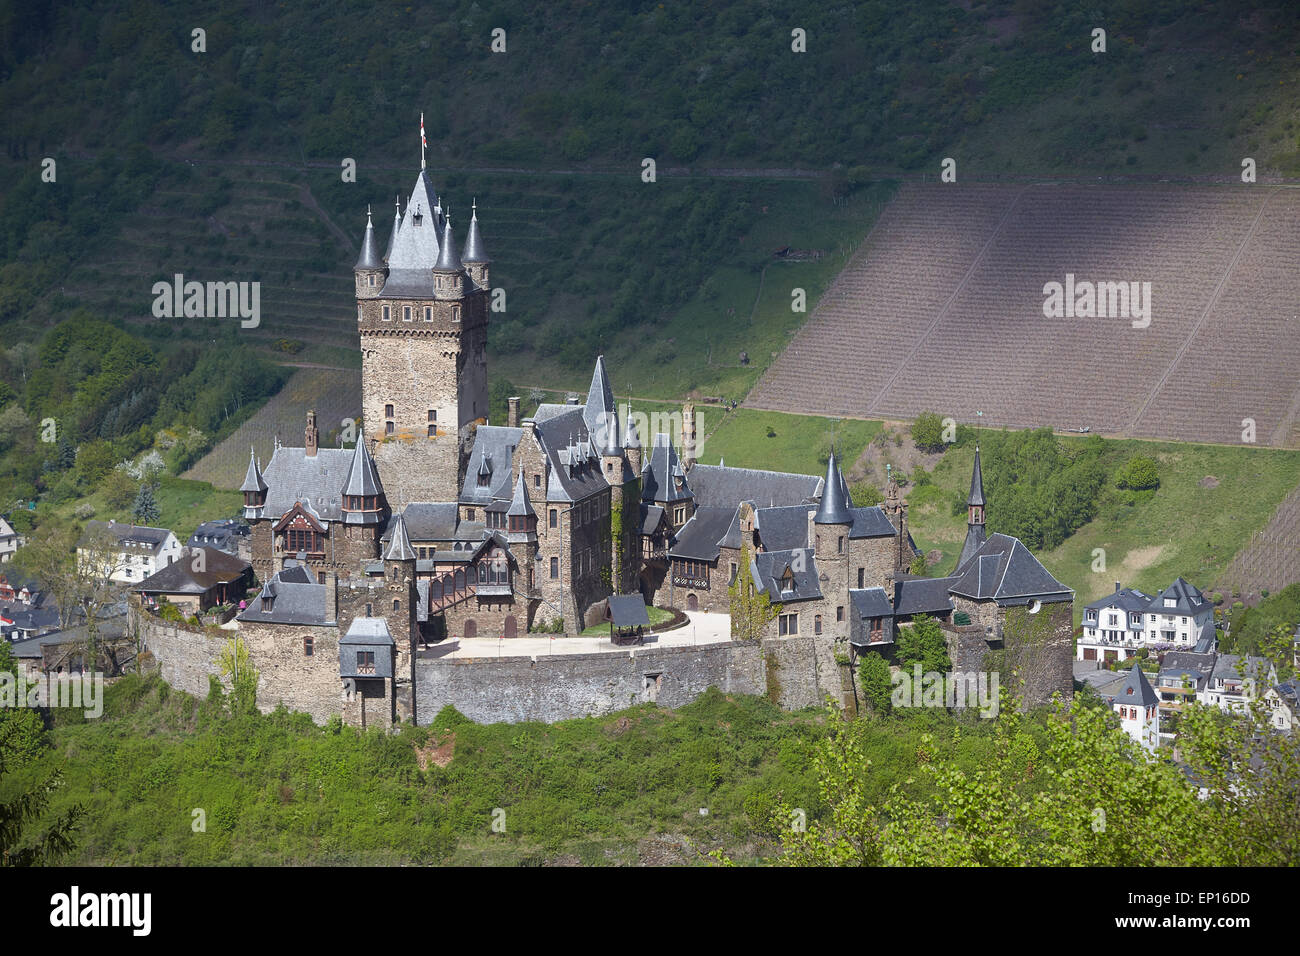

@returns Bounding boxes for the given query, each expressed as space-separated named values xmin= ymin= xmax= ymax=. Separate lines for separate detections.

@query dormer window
xmin=412 ymin=207 xmax=423 ymax=227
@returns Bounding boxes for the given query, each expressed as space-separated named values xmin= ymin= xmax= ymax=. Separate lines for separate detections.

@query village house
xmin=79 ymin=520 xmax=182 ymax=584
xmin=134 ymin=546 xmax=252 ymax=616
xmin=0 ymin=515 xmax=23 ymax=563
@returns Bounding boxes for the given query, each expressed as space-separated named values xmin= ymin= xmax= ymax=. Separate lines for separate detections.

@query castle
xmin=208 ymin=156 xmax=1075 ymax=728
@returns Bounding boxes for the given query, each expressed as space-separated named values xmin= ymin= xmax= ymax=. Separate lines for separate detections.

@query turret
xmin=341 ymin=427 xmax=387 ymax=525
xmin=383 ymin=196 xmax=400 ymax=264
xmin=681 ymin=402 xmax=697 ymax=470
xmin=462 ymin=199 xmax=490 ymax=289
xmin=304 ymin=410 xmax=319 ymax=458
xmin=955 ymin=446 xmax=988 ymax=573
xmin=240 ymin=447 xmax=267 ymax=520
xmin=354 ymin=206 xmax=385 ymax=299
xmin=433 ymin=216 xmax=464 ymax=299
xmin=813 ymin=450 xmax=852 ymax=568
xmin=624 ymin=412 xmax=642 ymax=479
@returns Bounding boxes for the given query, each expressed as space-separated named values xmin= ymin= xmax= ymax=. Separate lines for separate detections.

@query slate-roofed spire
xmin=354 ymin=206 xmax=383 ymax=271
xmin=967 ymin=445 xmax=986 ymax=507
xmin=384 ymin=512 xmax=416 ymax=562
xmin=584 ymin=355 xmax=618 ymax=452
xmin=342 ymin=428 xmax=383 ymax=498
xmin=1118 ymin=660 xmax=1160 ymax=708
xmin=463 ymin=199 xmax=490 ymax=263
xmin=814 ymin=449 xmax=852 ymax=524
xmin=384 ymin=195 xmax=401 ymax=263
xmin=624 ymin=414 xmax=641 ymax=449
xmin=433 ymin=213 xmax=460 ymax=271
xmin=240 ymin=446 xmax=267 ymax=494
xmin=507 ymin=471 xmax=536 ymax=517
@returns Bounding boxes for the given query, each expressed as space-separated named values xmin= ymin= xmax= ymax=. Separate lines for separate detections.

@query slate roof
xmin=384 ymin=513 xmax=417 ymax=561
xmin=339 ymin=617 xmax=394 ymax=679
xmin=640 ymin=504 xmax=667 ymax=536
xmin=668 ymin=506 xmax=735 ymax=562
xmin=507 ymin=472 xmax=536 ymax=517
xmin=607 ymin=595 xmax=651 ymax=629
xmin=354 ymin=209 xmax=383 ymax=270
xmin=685 ymin=463 xmax=820 ymax=510
xmin=814 ymin=452 xmax=852 ymax=524
xmin=459 ymin=425 xmax=523 ymax=505
xmin=383 ymin=197 xmax=401 ymax=263
xmin=262 ymin=446 xmax=354 ymax=523
xmin=532 ymin=407 xmax=615 ymax=504
xmin=641 ymin=434 xmax=692 ymax=504
xmin=955 ymin=523 xmax=987 ymax=574
xmin=967 ymin=446 xmax=986 ymax=507
xmin=187 ymin=519 xmax=250 ymax=553
xmin=434 ymin=217 xmax=462 ymax=272
xmin=240 ymin=448 xmax=267 ymax=493
xmin=583 ymin=356 xmax=618 ymax=453
xmin=383 ymin=170 xmax=442 ymax=288
xmin=946 ymin=533 xmax=1072 ymax=606
xmin=1212 ymin=654 xmax=1272 ymax=684
xmin=1158 ymin=651 xmax=1217 ymax=690
xmin=237 ymin=568 xmax=330 ymax=626
xmin=849 ymin=587 xmax=893 ymax=619
xmin=463 ymin=203 xmax=489 ymax=263
xmin=1113 ymin=662 xmax=1160 ymax=708
xmin=751 ymin=548 xmax=821 ymax=603
xmin=81 ymin=521 xmax=174 ymax=555
xmin=848 ymin=506 xmax=897 ymax=539
xmin=340 ymin=616 xmax=394 ymax=645
xmin=1146 ymin=577 xmax=1210 ymax=616
xmin=893 ymin=575 xmax=958 ymax=616
xmin=342 ymin=433 xmax=383 ymax=498
xmin=1085 ymin=583 xmax=1153 ymax=614
xmin=754 ymin=505 xmax=811 ymax=552
xmin=7 ymin=614 xmax=126 ymax=656
xmin=134 ymin=547 xmax=250 ymax=594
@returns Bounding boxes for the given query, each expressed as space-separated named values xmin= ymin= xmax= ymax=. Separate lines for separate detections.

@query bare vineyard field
xmin=1216 ymin=483 xmax=1300 ymax=600
xmin=747 ymin=183 xmax=1300 ymax=448
xmin=184 ymin=367 xmax=361 ymax=489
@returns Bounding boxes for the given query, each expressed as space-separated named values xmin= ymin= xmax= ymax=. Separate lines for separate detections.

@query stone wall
xmin=414 ymin=640 xmax=767 ymax=724
xmin=137 ymin=608 xmax=227 ymax=699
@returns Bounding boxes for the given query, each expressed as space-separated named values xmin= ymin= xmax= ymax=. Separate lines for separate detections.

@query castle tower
xmin=681 ymin=402 xmax=697 ymax=470
xmin=304 ymin=410 xmax=319 ymax=458
xmin=358 ymin=158 xmax=490 ymax=507
xmin=884 ymin=464 xmax=910 ymax=571
xmin=339 ymin=427 xmax=388 ymax=560
xmin=354 ymin=207 xmax=385 ymax=299
xmin=382 ymin=512 xmax=419 ymax=722
xmin=462 ymin=199 xmax=490 ymax=290
xmin=813 ymin=450 xmax=852 ymax=567
xmin=956 ymin=446 xmax=987 ymax=573
xmin=624 ymin=411 xmax=642 ymax=479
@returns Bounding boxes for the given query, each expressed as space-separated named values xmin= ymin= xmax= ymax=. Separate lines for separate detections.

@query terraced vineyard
xmin=748 ymin=183 xmax=1300 ymax=448
xmin=1216 ymin=482 xmax=1300 ymax=599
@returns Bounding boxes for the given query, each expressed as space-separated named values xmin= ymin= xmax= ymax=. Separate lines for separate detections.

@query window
xmin=385 ymin=421 xmax=394 ymax=435
xmin=550 ymin=557 xmax=558 ymax=579
xmin=382 ymin=306 xmax=390 ymax=321
xmin=428 ymin=409 xmax=436 ymax=421
xmin=385 ymin=403 xmax=394 ymax=418
xmin=357 ymin=651 xmax=375 ymax=674
xmin=814 ymin=614 xmax=823 ymax=635
xmin=317 ymin=571 xmax=326 ymax=584
xmin=403 ymin=306 xmax=411 ymax=322
xmin=778 ymin=613 xmax=798 ymax=636
xmin=428 ymin=425 xmax=436 ymax=438
xmin=674 ymin=506 xmax=686 ymax=524
xmin=367 ymin=275 xmax=375 ymax=287
xmin=837 ymin=535 xmax=844 ymax=554
xmin=836 ymin=606 xmax=844 ymax=622
xmin=466 ymin=508 xmax=475 ymax=521
xmin=549 ymin=509 xmax=558 ymax=528
xmin=424 ymin=307 xmax=432 ymax=322
xmin=858 ymin=568 xmax=864 ymax=588
xmin=393 ymin=599 xmax=400 ymax=611
xmin=303 ymin=636 xmax=314 ymax=657
xmin=729 ymin=562 xmax=738 ymax=586
xmin=534 ymin=474 xmax=541 ymax=489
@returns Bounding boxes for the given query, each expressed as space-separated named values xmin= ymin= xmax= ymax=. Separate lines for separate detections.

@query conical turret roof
xmin=967 ymin=446 xmax=986 ymax=507
xmin=240 ymin=447 xmax=267 ymax=493
xmin=507 ymin=471 xmax=536 ymax=517
xmin=342 ymin=429 xmax=383 ymax=497
xmin=384 ymin=195 xmax=401 ymax=263
xmin=434 ymin=216 xmax=462 ymax=272
xmin=463 ymin=200 xmax=490 ymax=263
xmin=583 ymin=355 xmax=617 ymax=452
xmin=814 ymin=450 xmax=852 ymax=524
xmin=384 ymin=512 xmax=416 ymax=562
xmin=354 ymin=208 xmax=383 ymax=270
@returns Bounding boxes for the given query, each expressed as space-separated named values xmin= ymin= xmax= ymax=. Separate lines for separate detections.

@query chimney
xmin=1115 ymin=581 xmax=1121 ymax=593
xmin=326 ymin=572 xmax=337 ymax=623
xmin=681 ymin=402 xmax=697 ymax=469
xmin=507 ymin=396 xmax=520 ymax=428
xmin=305 ymin=409 xmax=319 ymax=457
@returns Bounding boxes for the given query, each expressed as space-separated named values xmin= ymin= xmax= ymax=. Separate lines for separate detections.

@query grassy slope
xmin=47 ymin=477 xmax=243 ymax=543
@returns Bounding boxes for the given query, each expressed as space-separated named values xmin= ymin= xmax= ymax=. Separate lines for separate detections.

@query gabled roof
xmin=946 ymin=533 xmax=1072 ymax=605
xmin=814 ymin=451 xmax=852 ymax=525
xmin=134 ymin=547 xmax=249 ymax=594
xmin=639 ymin=503 xmax=668 ymax=536
xmin=1212 ymin=654 xmax=1272 ymax=683
xmin=751 ymin=548 xmax=821 ymax=603
xmin=1114 ymin=662 xmax=1159 ymax=709
xmin=668 ymin=506 xmax=734 ymax=562
xmin=81 ymin=521 xmax=175 ymax=555
xmin=531 ymin=409 xmax=610 ymax=504
xmin=381 ymin=170 xmax=444 ymax=297
xmin=641 ymin=434 xmax=692 ymax=504
xmin=607 ymin=595 xmax=651 ymax=629
xmin=262 ymin=446 xmax=353 ymax=523
xmin=849 ymin=587 xmax=893 ymax=619
xmin=397 ymin=503 xmax=461 ymax=541
xmin=753 ymin=505 xmax=812 ymax=552
xmin=848 ymin=506 xmax=897 ymax=539
xmin=1085 ymin=584 xmax=1153 ymax=615
xmin=1158 ymin=651 xmax=1217 ymax=689
xmin=340 ymin=616 xmax=394 ymax=645
xmin=237 ymin=568 xmax=330 ymax=626
xmin=893 ymin=575 xmax=958 ymax=616
xmin=685 ymin=463 xmax=820 ymax=510
xmin=460 ymin=425 xmax=524 ymax=504
xmin=955 ymin=523 xmax=987 ymax=574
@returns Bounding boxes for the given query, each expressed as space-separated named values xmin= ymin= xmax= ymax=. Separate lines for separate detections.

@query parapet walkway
xmin=422 ymin=612 xmax=732 ymax=660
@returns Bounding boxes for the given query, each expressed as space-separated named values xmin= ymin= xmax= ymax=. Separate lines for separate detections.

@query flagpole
xmin=420 ymin=112 xmax=427 ymax=169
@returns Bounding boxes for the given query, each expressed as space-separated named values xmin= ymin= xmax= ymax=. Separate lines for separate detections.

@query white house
xmin=1142 ymin=577 xmax=1214 ymax=650
xmin=0 ymin=515 xmax=22 ymax=563
xmin=1263 ymin=680 xmax=1297 ymax=734
xmin=1197 ymin=654 xmax=1276 ymax=714
xmin=1106 ymin=662 xmax=1160 ymax=754
xmin=1078 ymin=582 xmax=1152 ymax=662
xmin=78 ymin=520 xmax=182 ymax=584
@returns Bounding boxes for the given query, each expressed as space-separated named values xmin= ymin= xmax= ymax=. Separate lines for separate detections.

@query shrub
xmin=1116 ymin=455 xmax=1159 ymax=490
xmin=911 ymin=412 xmax=947 ymax=452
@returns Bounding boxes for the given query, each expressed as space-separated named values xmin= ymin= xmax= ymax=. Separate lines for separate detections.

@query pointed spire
xmin=240 ymin=446 xmax=267 ymax=493
xmin=624 ymin=413 xmax=641 ymax=449
xmin=584 ymin=355 xmax=617 ymax=451
xmin=814 ymin=450 xmax=852 ymax=524
xmin=434 ymin=215 xmax=462 ymax=271
xmin=507 ymin=471 xmax=536 ymax=518
xmin=967 ymin=445 xmax=986 ymax=507
xmin=384 ymin=195 xmax=401 ymax=263
xmin=342 ymin=427 xmax=383 ymax=498
xmin=463 ymin=198 xmax=490 ymax=263
xmin=354 ymin=206 xmax=383 ymax=271
xmin=385 ymin=512 xmax=416 ymax=562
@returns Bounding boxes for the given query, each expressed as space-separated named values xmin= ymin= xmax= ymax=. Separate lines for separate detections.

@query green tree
xmin=911 ymin=411 xmax=946 ymax=452
xmin=857 ymin=653 xmax=892 ymax=715
xmin=217 ymin=636 xmax=259 ymax=713
xmin=1116 ymin=455 xmax=1159 ymax=490
xmin=131 ymin=482 xmax=160 ymax=525
xmin=895 ymin=614 xmax=951 ymax=673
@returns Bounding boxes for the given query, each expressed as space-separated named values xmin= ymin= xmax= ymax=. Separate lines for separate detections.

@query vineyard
xmin=1216 ymin=482 xmax=1300 ymax=600
xmin=747 ymin=183 xmax=1300 ymax=449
